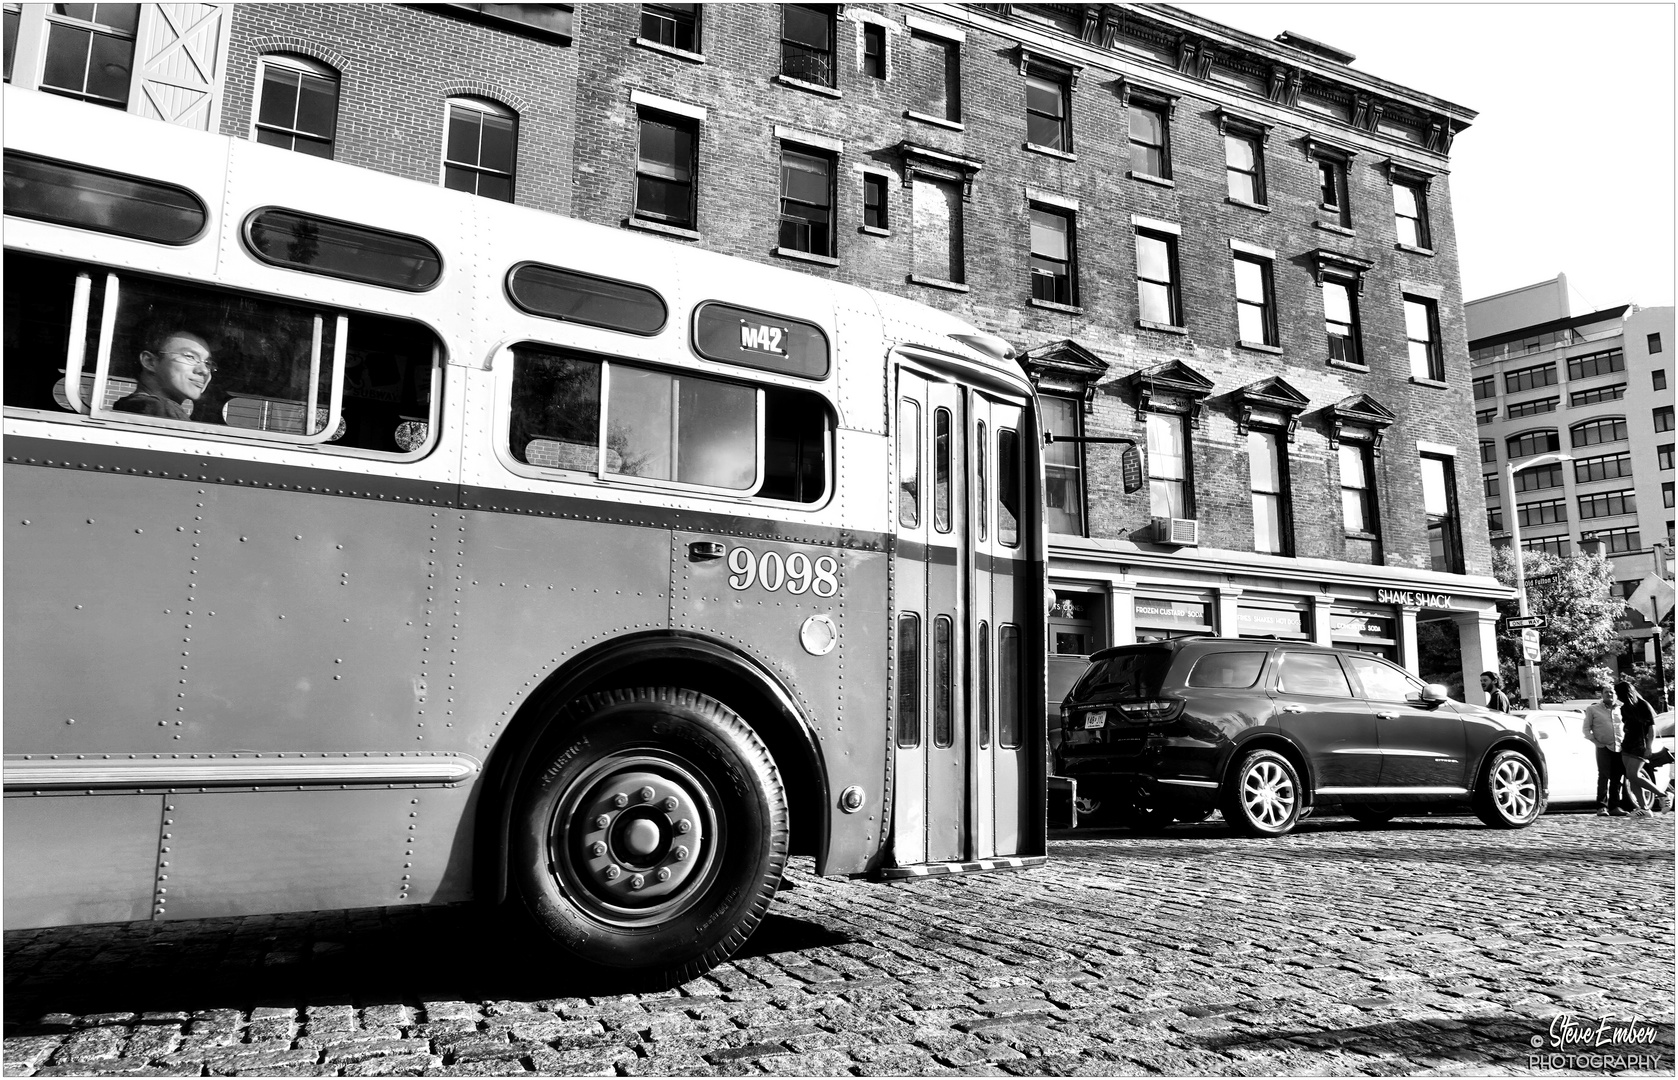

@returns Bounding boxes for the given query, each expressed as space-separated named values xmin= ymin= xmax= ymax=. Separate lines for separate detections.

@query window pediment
xmin=1020 ymin=338 xmax=1108 ymax=404
xmin=1133 ymin=359 xmax=1213 ymax=425
xmin=896 ymin=141 xmax=983 ymax=200
xmin=1309 ymin=248 xmax=1376 ymax=293
xmin=1235 ymin=376 xmax=1309 ymax=440
xmin=1326 ymin=392 xmax=1396 ymax=451
xmin=1115 ymin=74 xmax=1178 ymax=116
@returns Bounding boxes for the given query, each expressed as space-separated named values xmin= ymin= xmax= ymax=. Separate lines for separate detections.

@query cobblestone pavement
xmin=4 ymin=811 xmax=1673 ymax=1077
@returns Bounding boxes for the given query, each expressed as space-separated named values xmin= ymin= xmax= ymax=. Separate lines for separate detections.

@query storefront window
xmin=1236 ymin=601 xmax=1310 ymax=641
xmin=1331 ymin=607 xmax=1398 ymax=661
xmin=1133 ymin=593 xmax=1213 ymax=641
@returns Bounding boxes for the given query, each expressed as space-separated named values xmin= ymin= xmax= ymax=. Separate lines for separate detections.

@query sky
xmin=1174 ymin=3 xmax=1677 ymax=313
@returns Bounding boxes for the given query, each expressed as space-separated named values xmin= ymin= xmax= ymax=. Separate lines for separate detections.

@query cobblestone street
xmin=4 ymin=811 xmax=1672 ymax=1076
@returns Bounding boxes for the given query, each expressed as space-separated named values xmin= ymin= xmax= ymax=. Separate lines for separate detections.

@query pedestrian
xmin=1614 ymin=680 xmax=1664 ymax=818
xmin=1582 ymin=686 xmax=1628 ymax=817
xmin=1480 ymin=671 xmax=1512 ymax=713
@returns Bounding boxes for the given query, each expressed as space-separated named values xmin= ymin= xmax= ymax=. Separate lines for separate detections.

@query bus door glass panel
xmin=891 ymin=368 xmax=967 ymax=866
xmin=974 ymin=393 xmax=1031 ymax=856
xmin=1345 ymin=654 xmax=1467 ymax=789
xmin=1270 ymin=651 xmax=1378 ymax=787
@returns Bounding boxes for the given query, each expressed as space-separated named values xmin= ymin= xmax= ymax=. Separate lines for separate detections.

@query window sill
xmin=774 ymin=246 xmax=840 ymax=267
xmin=1327 ymin=357 xmax=1369 ymax=373
xmin=1345 ymin=531 xmax=1380 ymax=542
xmin=633 ymin=37 xmax=706 ymax=63
xmin=774 ymin=74 xmax=841 ymax=98
xmin=1023 ymin=142 xmax=1076 ymax=161
xmin=860 ymin=224 xmax=891 ymax=237
xmin=1225 ymin=196 xmax=1271 ymax=213
xmin=1136 ymin=320 xmax=1187 ymax=335
xmin=1238 ymin=340 xmax=1283 ymax=355
xmin=906 ymin=109 xmax=963 ymax=131
xmin=1409 ymin=376 xmax=1449 ymax=389
xmin=1314 ymin=220 xmax=1355 ymax=236
xmin=909 ymin=273 xmax=969 ymax=293
xmin=1128 ymin=171 xmax=1174 ymax=188
xmin=1396 ymin=242 xmax=1436 ymax=256
xmin=625 ymin=217 xmax=701 ymax=241
xmin=1031 ymin=298 xmax=1084 ymax=315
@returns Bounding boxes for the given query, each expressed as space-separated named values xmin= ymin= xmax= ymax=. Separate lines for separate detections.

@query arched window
xmin=1570 ymin=416 xmax=1627 ymax=448
xmin=443 ymin=96 xmax=517 ymax=202
xmin=1505 ymin=429 xmax=1559 ymax=460
xmin=254 ymin=54 xmax=339 ymax=158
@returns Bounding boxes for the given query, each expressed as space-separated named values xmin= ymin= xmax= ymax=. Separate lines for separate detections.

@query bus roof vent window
xmin=3 ymin=152 xmax=207 ymax=245
xmin=506 ymin=262 xmax=667 ymax=336
xmin=242 ymin=208 xmax=442 ymax=291
xmin=692 ymin=301 xmax=830 ymax=379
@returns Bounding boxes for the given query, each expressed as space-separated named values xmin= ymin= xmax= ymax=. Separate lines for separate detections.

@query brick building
xmin=4 ymin=1 xmax=1517 ymax=701
xmin=1467 ymin=275 xmax=1675 ymax=674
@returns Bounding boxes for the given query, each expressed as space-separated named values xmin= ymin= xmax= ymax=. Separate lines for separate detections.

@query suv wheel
xmin=1473 ymin=749 xmax=1544 ymax=828
xmin=1222 ymin=749 xmax=1303 ymax=838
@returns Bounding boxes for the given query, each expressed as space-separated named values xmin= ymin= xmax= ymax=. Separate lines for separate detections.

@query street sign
xmin=1504 ymin=615 xmax=1545 ymax=630
xmin=1520 ymin=627 xmax=1541 ymax=661
xmin=1525 ymin=573 xmax=1555 ymax=584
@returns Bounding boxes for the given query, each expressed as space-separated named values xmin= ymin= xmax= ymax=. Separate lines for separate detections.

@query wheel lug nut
xmin=656 ymin=867 xmax=671 ymax=882
xmin=673 ymin=845 xmax=689 ymax=861
xmin=639 ymin=786 xmax=656 ymax=802
xmin=594 ymin=815 xmax=610 ymax=829
xmin=612 ymin=793 xmax=628 ymax=808
xmin=676 ymin=819 xmax=692 ymax=834
xmin=629 ymin=874 xmax=645 ymax=889
xmin=590 ymin=842 xmax=607 ymax=857
xmin=603 ymin=865 xmax=621 ymax=880
xmin=663 ymin=796 xmax=679 ymax=812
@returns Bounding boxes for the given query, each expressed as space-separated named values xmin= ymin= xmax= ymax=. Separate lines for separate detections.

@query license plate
xmin=1084 ymin=711 xmax=1107 ymax=730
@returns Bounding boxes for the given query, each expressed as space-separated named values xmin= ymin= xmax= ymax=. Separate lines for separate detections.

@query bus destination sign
xmin=692 ymin=301 xmax=830 ymax=379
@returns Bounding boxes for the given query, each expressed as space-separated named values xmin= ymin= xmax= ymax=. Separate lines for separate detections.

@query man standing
xmin=1479 ymin=670 xmax=1512 ymax=713
xmin=114 ymin=329 xmax=214 ymax=420
xmin=1582 ymin=686 xmax=1627 ymax=817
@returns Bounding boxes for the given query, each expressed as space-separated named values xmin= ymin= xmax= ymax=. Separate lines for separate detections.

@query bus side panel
xmin=4 ymin=464 xmax=213 ymax=746
xmin=673 ymin=533 xmax=891 ymax=876
xmin=162 ymin=786 xmax=474 ymax=920
xmin=3 ymin=794 xmax=163 ymax=928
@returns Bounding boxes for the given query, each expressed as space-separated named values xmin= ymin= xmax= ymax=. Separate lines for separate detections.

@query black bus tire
xmin=510 ymin=687 xmax=789 ymax=985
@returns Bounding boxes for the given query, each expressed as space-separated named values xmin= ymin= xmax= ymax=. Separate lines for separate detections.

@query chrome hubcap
xmin=1241 ymin=760 xmax=1296 ymax=828
xmin=1492 ymin=758 xmax=1538 ymax=820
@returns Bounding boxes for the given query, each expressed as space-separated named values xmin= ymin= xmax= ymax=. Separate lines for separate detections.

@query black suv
xmin=1055 ymin=637 xmax=1547 ymax=837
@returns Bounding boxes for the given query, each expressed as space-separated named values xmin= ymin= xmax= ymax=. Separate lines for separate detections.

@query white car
xmin=1517 ymin=707 xmax=1674 ymax=809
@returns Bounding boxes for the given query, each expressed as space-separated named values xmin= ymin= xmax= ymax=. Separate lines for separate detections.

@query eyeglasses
xmin=161 ymin=351 xmax=216 ymax=375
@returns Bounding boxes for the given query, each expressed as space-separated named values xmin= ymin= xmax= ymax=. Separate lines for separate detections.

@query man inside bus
xmin=114 ymin=329 xmax=214 ymax=420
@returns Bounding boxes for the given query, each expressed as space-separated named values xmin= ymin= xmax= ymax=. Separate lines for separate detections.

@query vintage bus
xmin=2 ymin=87 xmax=1047 ymax=982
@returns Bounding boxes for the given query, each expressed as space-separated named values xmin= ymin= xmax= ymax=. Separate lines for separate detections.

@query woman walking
xmin=1615 ymin=680 xmax=1663 ymax=818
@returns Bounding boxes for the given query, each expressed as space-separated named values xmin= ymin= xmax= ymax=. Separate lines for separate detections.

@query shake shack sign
xmin=1376 ymin=589 xmax=1456 ymax=608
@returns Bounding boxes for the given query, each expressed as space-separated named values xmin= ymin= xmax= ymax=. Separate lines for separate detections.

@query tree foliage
xmin=1491 ymin=547 xmax=1626 ymax=699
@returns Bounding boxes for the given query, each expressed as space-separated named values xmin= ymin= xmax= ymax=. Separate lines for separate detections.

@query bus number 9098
xmin=726 ymin=547 xmax=839 ymax=597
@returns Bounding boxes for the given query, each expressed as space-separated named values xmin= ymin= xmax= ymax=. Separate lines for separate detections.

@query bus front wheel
xmin=511 ymin=687 xmax=789 ymax=984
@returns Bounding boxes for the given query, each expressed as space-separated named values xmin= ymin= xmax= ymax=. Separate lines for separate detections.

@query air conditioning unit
xmin=1152 ymin=516 xmax=1199 ymax=546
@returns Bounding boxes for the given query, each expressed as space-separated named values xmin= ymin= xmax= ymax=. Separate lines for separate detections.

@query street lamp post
xmin=1504 ymin=452 xmax=1573 ymax=708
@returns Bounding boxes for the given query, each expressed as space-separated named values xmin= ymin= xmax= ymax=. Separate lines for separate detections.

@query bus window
xmin=998 ymin=427 xmax=1021 ymax=547
xmin=999 ymin=623 xmax=1022 ymax=748
xmin=933 ymin=406 xmax=951 ymax=533
xmin=898 ymin=398 xmax=920 ymax=527
xmin=340 ymin=313 xmax=441 ymax=456
xmin=933 ymin=614 xmax=953 ymax=748
xmin=3 ymin=152 xmax=207 ymax=245
xmin=4 ymin=253 xmax=101 ymax=414
xmin=976 ymin=419 xmax=987 ymax=541
xmin=978 ymin=621 xmax=992 ymax=748
xmin=244 ymin=208 xmax=442 ymax=292
xmin=510 ymin=344 xmax=829 ymax=502
xmin=897 ymin=613 xmax=921 ymax=748
xmin=507 ymin=262 xmax=666 ymax=337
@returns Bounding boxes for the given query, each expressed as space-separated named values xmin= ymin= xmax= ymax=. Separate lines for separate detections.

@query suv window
xmin=1275 ymin=652 xmax=1352 ymax=697
xmin=1344 ymin=654 xmax=1425 ymax=702
xmin=1074 ymin=647 xmax=1171 ymax=699
xmin=1186 ymin=651 xmax=1267 ymax=689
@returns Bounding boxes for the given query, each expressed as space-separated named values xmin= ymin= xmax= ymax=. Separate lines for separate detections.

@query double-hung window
xmin=1134 ymin=228 xmax=1180 ymax=327
xmin=1405 ymin=296 xmax=1443 ymax=380
xmin=781 ymin=4 xmax=835 ymax=87
xmin=640 ymin=3 xmax=698 ymax=52
xmin=443 ymin=97 xmax=517 ymax=202
xmin=860 ymin=21 xmax=884 ymax=78
xmin=1024 ymin=67 xmax=1070 ymax=152
xmin=1233 ymin=252 xmax=1276 ymax=347
xmin=1248 ymin=429 xmax=1290 ymax=554
xmin=1421 ymin=454 xmax=1462 ymax=573
xmin=254 ymin=54 xmax=339 ymax=159
xmin=1224 ymin=129 xmax=1265 ymax=205
xmin=1028 ymin=205 xmax=1075 ymax=305
xmin=1657 ymin=406 xmax=1675 ymax=433
xmin=1392 ymin=177 xmax=1431 ymax=248
xmin=1322 ymin=277 xmax=1359 ymax=366
xmin=862 ymin=173 xmax=888 ymax=231
xmin=778 ymin=144 xmax=834 ymax=257
xmin=634 ymin=111 xmax=697 ymax=231
xmin=1314 ymin=150 xmax=1352 ymax=227
xmin=1129 ymin=100 xmax=1168 ymax=178
xmin=1339 ymin=442 xmax=1377 ymax=537
xmin=1146 ymin=411 xmax=1191 ymax=519
xmin=1040 ymin=396 xmax=1085 ymax=535
xmin=38 ymin=3 xmax=137 ymax=108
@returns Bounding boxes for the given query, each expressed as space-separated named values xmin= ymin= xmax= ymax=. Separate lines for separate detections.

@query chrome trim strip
xmin=1315 ymin=786 xmax=1470 ymax=796
xmin=1330 ymin=748 xmax=1385 ymax=755
xmin=4 ymin=754 xmax=482 ymax=791
xmin=877 ymin=855 xmax=1047 ymax=879
xmin=1374 ymin=748 xmax=1457 ymax=758
xmin=1156 ymin=777 xmax=1219 ymax=788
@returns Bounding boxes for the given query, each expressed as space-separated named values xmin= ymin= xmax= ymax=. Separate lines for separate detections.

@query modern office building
xmin=3 ymin=2 xmax=1518 ymax=701
xmin=1466 ymin=275 xmax=1675 ymax=671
